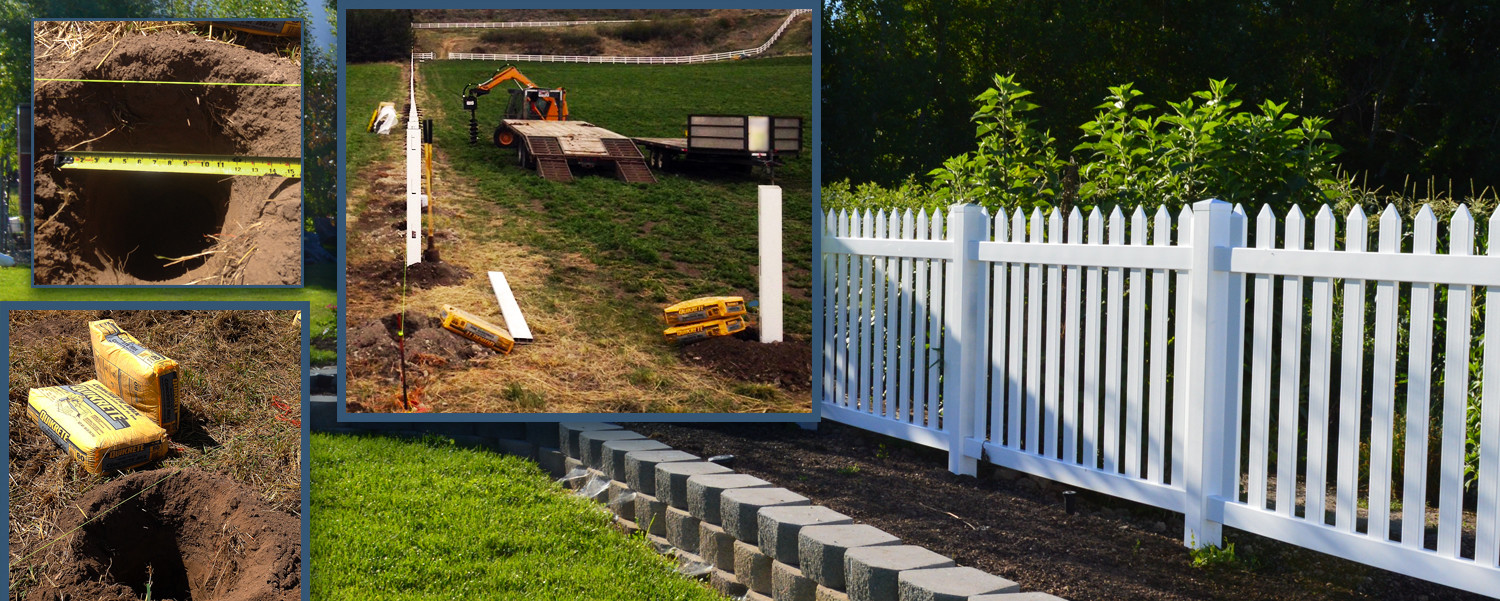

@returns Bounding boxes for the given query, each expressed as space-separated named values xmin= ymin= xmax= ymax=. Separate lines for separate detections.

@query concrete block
xmin=525 ymin=422 xmax=562 ymax=448
xmin=559 ymin=422 xmax=620 ymax=458
xmin=772 ymin=560 xmax=818 ymax=601
xmin=711 ymin=568 xmax=749 ymax=598
xmin=721 ymin=487 xmax=810 ymax=543
xmin=489 ymin=437 xmax=534 ymax=459
xmin=816 ymin=584 xmax=851 ymax=601
xmin=743 ymin=591 xmax=772 ymax=601
xmin=733 ymin=540 xmax=774 ymax=594
xmin=608 ymin=481 xmax=636 ymax=521
xmin=579 ymin=429 xmax=647 ymax=469
xmin=564 ymin=456 xmax=585 ymax=476
xmin=634 ymin=492 xmax=667 ymax=536
xmin=479 ymin=422 xmax=527 ymax=442
xmin=698 ymin=521 xmax=736 ymax=571
xmin=665 ymin=506 xmax=700 ymax=551
xmin=799 ymin=524 xmax=901 ymax=589
xmin=602 ymin=439 xmax=672 ymax=481
xmin=613 ymin=517 xmax=641 ymax=537
xmin=897 ymin=566 xmax=1019 ymax=601
xmin=843 ymin=545 xmax=954 ymax=601
xmin=970 ymin=593 xmax=1069 ymax=601
xmin=758 ymin=505 xmax=853 ymax=565
xmin=625 ymin=450 xmax=699 ymax=496
xmin=687 ymin=473 xmax=773 ymax=524
xmin=656 ymin=461 xmax=734 ymax=510
xmin=536 ymin=447 xmax=565 ymax=478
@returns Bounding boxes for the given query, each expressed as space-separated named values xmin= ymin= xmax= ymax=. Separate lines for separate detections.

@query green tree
xmin=346 ymin=9 xmax=413 ymax=63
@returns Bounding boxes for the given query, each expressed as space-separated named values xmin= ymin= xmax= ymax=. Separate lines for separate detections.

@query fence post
xmin=943 ymin=203 xmax=988 ymax=476
xmin=1182 ymin=199 xmax=1236 ymax=548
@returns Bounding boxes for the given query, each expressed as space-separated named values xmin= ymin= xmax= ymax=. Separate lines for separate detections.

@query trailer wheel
xmin=493 ymin=126 xmax=517 ymax=149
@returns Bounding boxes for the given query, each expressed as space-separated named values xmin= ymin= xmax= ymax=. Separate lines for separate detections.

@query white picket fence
xmin=413 ymin=19 xmax=642 ymax=29
xmin=448 ymin=9 xmax=811 ymax=64
xmin=820 ymin=200 xmax=1500 ymax=595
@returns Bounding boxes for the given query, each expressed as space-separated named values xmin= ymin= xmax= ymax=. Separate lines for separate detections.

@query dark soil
xmin=345 ymin=310 xmax=496 ymax=412
xmin=629 ymin=422 xmax=1495 ymax=601
xmin=678 ymin=328 xmax=811 ymax=391
xmin=348 ymin=258 xmax=471 ymax=298
xmin=31 ymin=30 xmax=301 ymax=285
xmin=25 ymin=468 xmax=300 ymax=601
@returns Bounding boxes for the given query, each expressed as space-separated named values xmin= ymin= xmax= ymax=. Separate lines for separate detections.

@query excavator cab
xmin=461 ymin=65 xmax=569 ymax=147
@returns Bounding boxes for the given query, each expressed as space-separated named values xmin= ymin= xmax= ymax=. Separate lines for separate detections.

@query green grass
xmin=345 ymin=63 xmax=405 ymax=177
xmin=311 ymin=433 xmax=729 ymax=601
xmin=419 ymin=56 xmax=814 ymax=334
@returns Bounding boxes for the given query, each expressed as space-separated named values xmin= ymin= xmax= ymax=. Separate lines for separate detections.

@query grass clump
xmin=311 ymin=432 xmax=730 ymax=601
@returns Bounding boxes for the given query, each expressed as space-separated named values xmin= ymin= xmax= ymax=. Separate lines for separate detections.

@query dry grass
xmin=7 ymin=310 xmax=302 ymax=598
xmin=34 ymin=20 xmax=301 ymax=78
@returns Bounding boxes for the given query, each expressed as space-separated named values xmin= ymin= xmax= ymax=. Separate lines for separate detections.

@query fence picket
xmin=856 ymin=210 xmax=873 ymax=411
xmin=1305 ymin=206 xmax=1336 ymax=524
xmin=989 ymin=214 xmax=1010 ymax=441
xmin=1174 ymin=207 xmax=1200 ymax=488
xmin=1044 ymin=210 xmax=1065 ymax=457
xmin=1148 ymin=207 xmax=1171 ymax=482
xmin=1063 ymin=209 xmax=1085 ymax=464
xmin=1223 ymin=205 xmax=1246 ymax=495
xmin=872 ymin=211 xmax=889 ymax=414
xmin=835 ymin=210 xmax=851 ymax=408
xmin=1437 ymin=206 xmax=1473 ymax=557
xmin=928 ymin=211 xmax=946 ymax=428
xmin=1276 ymin=206 xmax=1306 ymax=516
xmin=912 ymin=210 xmax=930 ymax=424
xmin=898 ymin=210 xmax=916 ymax=422
xmin=1401 ymin=207 xmax=1437 ymax=547
xmin=885 ymin=211 xmax=902 ymax=419
xmin=1104 ymin=207 xmax=1126 ymax=473
xmin=824 ymin=210 xmax=837 ymax=405
xmin=1008 ymin=209 xmax=1027 ymax=447
xmin=1369 ymin=205 xmax=1403 ymax=541
xmin=1026 ymin=209 xmax=1045 ymax=452
xmin=1336 ymin=205 xmax=1369 ymax=532
xmin=1083 ymin=209 xmax=1104 ymax=466
xmin=1124 ymin=207 xmax=1148 ymax=477
xmin=1477 ymin=209 xmax=1500 ymax=565
xmin=1249 ymin=205 xmax=1277 ymax=510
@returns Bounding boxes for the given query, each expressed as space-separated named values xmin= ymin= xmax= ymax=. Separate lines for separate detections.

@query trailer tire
xmin=493 ymin=126 xmax=517 ymax=149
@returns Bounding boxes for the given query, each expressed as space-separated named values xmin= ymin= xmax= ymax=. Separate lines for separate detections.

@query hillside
xmin=413 ymin=9 xmax=810 ymax=59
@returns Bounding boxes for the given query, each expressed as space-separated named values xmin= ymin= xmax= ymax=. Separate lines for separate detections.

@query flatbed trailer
xmin=503 ymin=119 xmax=656 ymax=183
xmin=632 ymin=115 xmax=802 ymax=171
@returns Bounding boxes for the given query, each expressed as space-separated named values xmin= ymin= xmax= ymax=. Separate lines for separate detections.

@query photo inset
xmin=31 ymin=20 xmax=303 ymax=285
xmin=8 ymin=309 xmax=303 ymax=600
xmin=343 ymin=9 xmax=813 ymax=414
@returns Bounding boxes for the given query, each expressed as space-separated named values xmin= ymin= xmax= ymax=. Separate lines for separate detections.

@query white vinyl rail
xmin=404 ymin=57 xmax=422 ymax=266
xmin=447 ymin=9 xmax=810 ymax=64
xmin=821 ymin=200 xmax=1500 ymax=596
xmin=413 ymin=19 xmax=642 ymax=29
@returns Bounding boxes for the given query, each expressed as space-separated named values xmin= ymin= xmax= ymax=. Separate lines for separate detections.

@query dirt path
xmin=343 ymin=65 xmax=807 ymax=413
xmin=631 ymin=422 xmax=1493 ymax=601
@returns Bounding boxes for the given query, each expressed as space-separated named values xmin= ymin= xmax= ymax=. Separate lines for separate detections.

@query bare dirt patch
xmin=24 ymin=468 xmax=300 ymax=601
xmin=631 ymin=422 xmax=1493 ymax=601
xmin=31 ymin=27 xmax=301 ymax=285
xmin=679 ymin=328 xmax=810 ymax=392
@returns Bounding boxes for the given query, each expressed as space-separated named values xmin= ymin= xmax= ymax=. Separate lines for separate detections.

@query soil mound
xmin=32 ymin=30 xmax=301 ymax=285
xmin=680 ymin=329 xmax=811 ymax=391
xmin=26 ymin=468 xmax=299 ymax=601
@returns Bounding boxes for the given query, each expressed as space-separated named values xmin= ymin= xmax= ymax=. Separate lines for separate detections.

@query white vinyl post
xmin=405 ymin=57 xmax=422 ymax=266
xmin=942 ymin=203 xmax=987 ymax=476
xmin=1182 ymin=198 xmax=1236 ymax=548
xmin=759 ymin=185 xmax=783 ymax=343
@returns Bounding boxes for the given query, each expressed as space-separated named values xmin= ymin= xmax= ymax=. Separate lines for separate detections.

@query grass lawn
xmin=311 ymin=432 xmax=729 ymax=601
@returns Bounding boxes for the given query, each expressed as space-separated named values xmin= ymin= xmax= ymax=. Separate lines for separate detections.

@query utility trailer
xmin=632 ymin=115 xmax=802 ymax=171
xmin=505 ymin=119 xmax=656 ymax=183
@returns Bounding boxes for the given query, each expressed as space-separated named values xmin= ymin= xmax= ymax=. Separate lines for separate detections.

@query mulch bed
xmin=628 ymin=421 xmax=1492 ymax=601
xmin=677 ymin=329 xmax=811 ymax=392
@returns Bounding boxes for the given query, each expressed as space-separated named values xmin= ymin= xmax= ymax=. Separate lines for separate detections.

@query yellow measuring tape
xmin=56 ymin=151 xmax=301 ymax=178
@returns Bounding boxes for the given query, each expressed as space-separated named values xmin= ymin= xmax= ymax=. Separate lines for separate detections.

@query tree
xmin=346 ymin=10 xmax=413 ymax=63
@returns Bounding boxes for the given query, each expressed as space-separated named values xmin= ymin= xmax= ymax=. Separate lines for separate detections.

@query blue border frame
xmin=1 ymin=301 xmax=311 ymax=601
xmin=28 ymin=18 xmax=307 ymax=289
xmin=336 ymin=3 xmax=821 ymax=423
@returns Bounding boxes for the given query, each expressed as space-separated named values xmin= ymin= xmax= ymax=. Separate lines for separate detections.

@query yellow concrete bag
xmin=89 ymin=319 xmax=181 ymax=434
xmin=27 ymin=380 xmax=169 ymax=474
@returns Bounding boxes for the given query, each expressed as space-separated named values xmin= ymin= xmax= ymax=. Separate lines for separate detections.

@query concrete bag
xmin=28 ymin=380 xmax=169 ymax=474
xmin=89 ymin=319 xmax=181 ymax=434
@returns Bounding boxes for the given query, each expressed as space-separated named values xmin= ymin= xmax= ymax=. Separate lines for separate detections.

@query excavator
xmin=460 ymin=65 xmax=569 ymax=148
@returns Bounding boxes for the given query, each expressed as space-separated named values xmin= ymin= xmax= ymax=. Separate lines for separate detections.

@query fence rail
xmin=821 ymin=200 xmax=1500 ymax=596
xmin=447 ymin=9 xmax=810 ymax=64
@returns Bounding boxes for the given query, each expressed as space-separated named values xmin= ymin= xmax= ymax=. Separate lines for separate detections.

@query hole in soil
xmin=79 ymin=171 xmax=231 ymax=281
xmin=78 ymin=494 xmax=203 ymax=600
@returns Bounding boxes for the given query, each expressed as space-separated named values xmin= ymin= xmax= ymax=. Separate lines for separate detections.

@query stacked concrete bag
xmin=89 ymin=319 xmax=180 ymax=434
xmin=27 ymin=380 xmax=168 ymax=474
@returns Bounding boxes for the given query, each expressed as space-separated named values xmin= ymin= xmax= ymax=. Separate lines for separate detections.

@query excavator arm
xmin=463 ymin=65 xmax=537 ymax=100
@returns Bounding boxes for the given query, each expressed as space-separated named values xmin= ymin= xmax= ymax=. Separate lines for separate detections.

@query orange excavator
xmin=461 ymin=65 xmax=569 ymax=148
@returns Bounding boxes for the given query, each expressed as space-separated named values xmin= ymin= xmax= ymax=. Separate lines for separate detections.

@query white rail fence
xmin=448 ymin=9 xmax=810 ymax=64
xmin=413 ymin=20 xmax=642 ymax=29
xmin=820 ymin=200 xmax=1500 ymax=595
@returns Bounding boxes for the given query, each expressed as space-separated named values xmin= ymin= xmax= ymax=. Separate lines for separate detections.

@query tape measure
xmin=55 ymin=151 xmax=300 ymax=178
